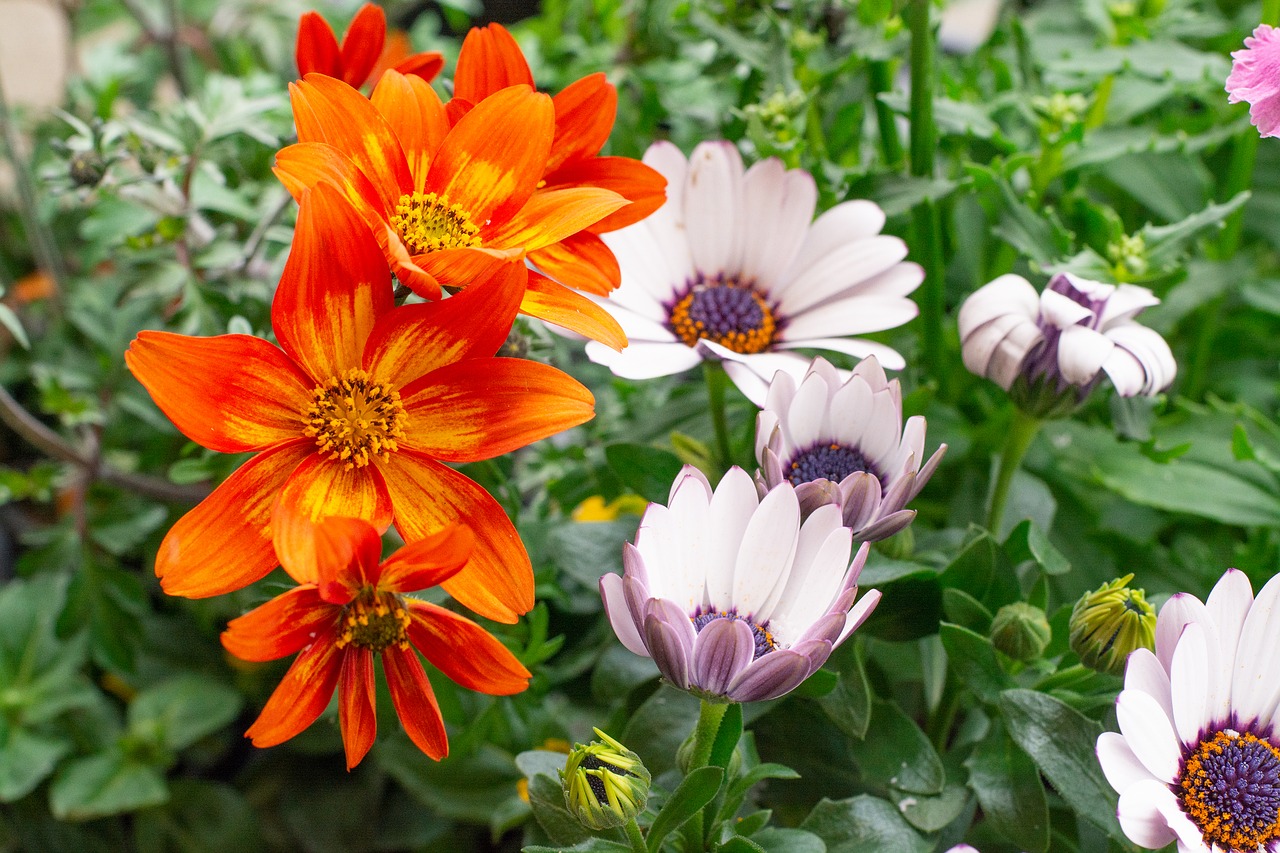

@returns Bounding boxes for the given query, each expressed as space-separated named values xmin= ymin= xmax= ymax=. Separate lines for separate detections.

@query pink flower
xmin=1227 ymin=24 xmax=1280 ymax=138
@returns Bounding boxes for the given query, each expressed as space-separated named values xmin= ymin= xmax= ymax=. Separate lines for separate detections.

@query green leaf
xmin=1141 ymin=192 xmax=1250 ymax=269
xmin=965 ymin=722 xmax=1050 ymax=853
xmin=515 ymin=749 xmax=570 ymax=785
xmin=817 ymin=642 xmax=873 ymax=740
xmin=60 ymin=561 xmax=146 ymax=671
xmin=0 ymin=725 xmax=70 ymax=802
xmin=134 ymin=780 xmax=264 ymax=853
xmin=1003 ymin=520 xmax=1070 ymax=576
xmin=128 ymin=676 xmax=242 ymax=751
xmin=547 ymin=519 xmax=633 ymax=589
xmin=939 ymin=623 xmax=1012 ymax=704
xmin=941 ymin=588 xmax=993 ymax=633
xmin=716 ymin=836 xmax=767 ymax=853
xmin=893 ymin=780 xmax=970 ymax=832
xmin=725 ymin=764 xmax=801 ymax=803
xmin=938 ymin=530 xmax=996 ymax=595
xmin=623 ymin=685 xmax=701 ymax=777
xmin=799 ymin=795 xmax=930 ymax=853
xmin=709 ymin=702 xmax=743 ymax=769
xmin=523 ymin=841 xmax=632 ymax=853
xmin=605 ymin=443 xmax=685 ymax=503
xmin=999 ymin=689 xmax=1122 ymax=840
xmin=647 ymin=766 xmax=724 ymax=853
xmin=50 ymin=749 xmax=168 ymax=820
xmin=527 ymin=772 xmax=591 ymax=847
xmin=745 ymin=828 xmax=826 ymax=853
xmin=848 ymin=701 xmax=943 ymax=795
xmin=0 ymin=305 xmax=30 ymax=349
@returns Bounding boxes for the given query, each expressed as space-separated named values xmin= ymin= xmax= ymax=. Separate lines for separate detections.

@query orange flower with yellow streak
xmin=296 ymin=3 xmax=443 ymax=90
xmin=274 ymin=73 xmax=629 ymax=349
xmin=223 ymin=509 xmax=530 ymax=768
xmin=125 ymin=184 xmax=593 ymax=621
xmin=453 ymin=23 xmax=667 ymax=296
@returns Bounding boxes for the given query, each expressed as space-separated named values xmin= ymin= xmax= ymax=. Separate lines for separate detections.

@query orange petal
xmin=454 ymin=23 xmax=533 ymax=104
xmin=274 ymin=184 xmax=392 ymax=382
xmin=399 ymin=358 xmax=594 ymax=462
xmin=426 ymin=85 xmax=553 ymax=227
xmin=378 ymin=524 xmax=473 ymax=593
xmin=445 ymin=97 xmax=472 ymax=126
xmin=383 ymin=644 xmax=447 ymax=760
xmin=296 ymin=12 xmax=342 ymax=79
xmin=339 ymin=4 xmax=386 ymax=89
xmin=528 ymin=231 xmax=620 ymax=296
xmin=126 ymin=331 xmax=313 ymax=454
xmin=370 ymin=71 xmax=449 ymax=192
xmin=412 ymin=245 xmax=522 ymax=291
xmin=547 ymin=73 xmax=616 ymax=172
xmin=291 ymin=75 xmax=411 ymax=209
xmin=546 ymin=156 xmax=668 ymax=233
xmin=155 ymin=441 xmax=312 ymax=598
xmin=271 ymin=499 xmax=384 ymax=598
xmin=275 ymin=455 xmax=393 ymax=577
xmin=520 ymin=272 xmax=628 ymax=351
xmin=406 ymin=600 xmax=531 ymax=694
xmin=338 ymin=646 xmax=377 ymax=769
xmin=245 ymin=630 xmax=343 ymax=748
xmin=484 ymin=186 xmax=626 ymax=254
xmin=381 ymin=450 xmax=532 ymax=623
xmin=274 ymin=142 xmax=391 ymax=220
xmin=362 ymin=259 xmax=525 ymax=389
xmin=222 ymin=586 xmax=334 ymax=662
xmin=389 ymin=51 xmax=444 ymax=83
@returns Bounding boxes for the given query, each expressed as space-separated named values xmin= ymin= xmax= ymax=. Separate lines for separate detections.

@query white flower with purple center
xmin=599 ymin=465 xmax=880 ymax=703
xmin=1097 ymin=568 xmax=1280 ymax=852
xmin=755 ymin=356 xmax=945 ymax=542
xmin=584 ymin=140 xmax=923 ymax=405
xmin=958 ymin=272 xmax=1175 ymax=416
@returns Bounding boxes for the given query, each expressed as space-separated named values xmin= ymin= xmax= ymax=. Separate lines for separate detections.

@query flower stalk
xmin=704 ymin=361 xmax=734 ymax=470
xmin=908 ymin=0 xmax=945 ymax=378
xmin=987 ymin=409 xmax=1041 ymax=533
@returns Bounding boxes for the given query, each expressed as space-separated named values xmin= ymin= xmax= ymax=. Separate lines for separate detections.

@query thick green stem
xmin=703 ymin=362 xmax=733 ymax=470
xmin=687 ymin=700 xmax=730 ymax=771
xmin=868 ymin=60 xmax=904 ymax=168
xmin=907 ymin=0 xmax=945 ymax=379
xmin=987 ymin=410 xmax=1042 ymax=533
xmin=907 ymin=0 xmax=936 ymax=179
xmin=624 ymin=818 xmax=647 ymax=853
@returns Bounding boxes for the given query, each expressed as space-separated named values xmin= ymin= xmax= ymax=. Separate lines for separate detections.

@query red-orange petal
xmin=546 ymin=156 xmax=668 ymax=233
xmin=291 ymin=75 xmax=411 ymax=209
xmin=399 ymin=358 xmax=594 ymax=462
xmin=453 ymin=23 xmax=534 ymax=104
xmin=222 ymin=586 xmax=334 ymax=662
xmin=339 ymin=4 xmax=385 ymax=89
xmin=338 ymin=646 xmax=377 ymax=769
xmin=126 ymin=331 xmax=313 ymax=454
xmin=274 ymin=183 xmax=392 ymax=382
xmin=296 ymin=12 xmax=343 ymax=79
xmin=362 ymin=259 xmax=525 ymax=389
xmin=406 ymin=600 xmax=531 ymax=695
xmin=378 ymin=524 xmax=472 ymax=593
xmin=274 ymin=141 xmax=392 ymax=220
xmin=483 ymin=186 xmax=626 ymax=254
xmin=271 ymin=499 xmax=385 ymax=597
xmin=426 ymin=85 xmax=552 ymax=227
xmin=389 ymin=51 xmax=444 ymax=83
xmin=411 ymin=245 xmax=523 ymax=292
xmin=519 ymin=272 xmax=628 ymax=351
xmin=382 ymin=644 xmax=447 ymax=760
xmin=155 ymin=440 xmax=312 ymax=598
xmin=380 ymin=450 xmax=532 ymax=623
xmin=547 ymin=73 xmax=616 ymax=173
xmin=527 ymin=232 xmax=620 ymax=296
xmin=370 ymin=71 xmax=449 ymax=192
xmin=245 ymin=629 xmax=343 ymax=748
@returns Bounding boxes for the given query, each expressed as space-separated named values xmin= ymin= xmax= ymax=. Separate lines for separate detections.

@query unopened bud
xmin=1069 ymin=573 xmax=1156 ymax=675
xmin=989 ymin=602 xmax=1051 ymax=662
xmin=561 ymin=728 xmax=650 ymax=831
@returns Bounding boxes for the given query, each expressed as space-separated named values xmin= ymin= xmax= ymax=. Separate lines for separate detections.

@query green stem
xmin=624 ymin=817 xmax=647 ymax=853
xmin=868 ymin=60 xmax=904 ymax=168
xmin=703 ymin=362 xmax=733 ymax=470
xmin=986 ymin=409 xmax=1042 ymax=533
xmin=907 ymin=0 xmax=936 ymax=178
xmin=926 ymin=672 xmax=960 ymax=752
xmin=907 ymin=0 xmax=945 ymax=380
xmin=687 ymin=700 xmax=730 ymax=771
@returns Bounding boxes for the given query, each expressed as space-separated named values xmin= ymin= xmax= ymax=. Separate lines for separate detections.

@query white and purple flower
xmin=1097 ymin=569 xmax=1280 ymax=852
xmin=599 ymin=466 xmax=880 ymax=703
xmin=755 ymin=356 xmax=945 ymax=542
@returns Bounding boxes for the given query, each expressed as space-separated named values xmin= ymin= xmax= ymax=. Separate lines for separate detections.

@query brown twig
xmin=118 ymin=0 xmax=191 ymax=97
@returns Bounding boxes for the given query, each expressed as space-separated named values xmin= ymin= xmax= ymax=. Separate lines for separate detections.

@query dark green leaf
xmin=965 ymin=722 xmax=1050 ymax=853
xmin=709 ymin=703 xmax=743 ymax=769
xmin=128 ymin=676 xmax=242 ymax=751
xmin=939 ymin=623 xmax=1011 ymax=704
xmin=0 ymin=725 xmax=70 ymax=802
xmin=817 ymin=643 xmax=872 ymax=740
xmin=547 ymin=519 xmax=634 ymax=589
xmin=605 ymin=443 xmax=685 ymax=504
xmin=527 ymin=772 xmax=591 ymax=847
xmin=799 ymin=795 xmax=931 ymax=853
xmin=941 ymin=588 xmax=993 ymax=633
xmin=647 ymin=766 xmax=724 ymax=853
xmin=134 ymin=780 xmax=264 ymax=853
xmin=50 ymin=749 xmax=168 ymax=820
xmin=1003 ymin=520 xmax=1070 ymax=576
xmin=746 ymin=828 xmax=826 ymax=853
xmin=848 ymin=701 xmax=943 ymax=795
xmin=893 ymin=780 xmax=969 ymax=832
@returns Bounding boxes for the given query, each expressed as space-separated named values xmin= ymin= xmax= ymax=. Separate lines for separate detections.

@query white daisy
xmin=584 ymin=140 xmax=923 ymax=405
xmin=1097 ymin=568 xmax=1280 ymax=852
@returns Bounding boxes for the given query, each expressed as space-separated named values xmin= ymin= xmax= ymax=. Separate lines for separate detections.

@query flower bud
xmin=69 ymin=151 xmax=106 ymax=187
xmin=561 ymin=728 xmax=650 ymax=831
xmin=1069 ymin=573 xmax=1156 ymax=675
xmin=989 ymin=602 xmax=1051 ymax=662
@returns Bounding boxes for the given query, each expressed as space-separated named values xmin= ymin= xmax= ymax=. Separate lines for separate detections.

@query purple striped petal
xmin=909 ymin=444 xmax=947 ymax=501
xmin=839 ymin=473 xmax=882 ymax=530
xmin=692 ymin=617 xmax=755 ymax=697
xmin=726 ymin=649 xmax=812 ymax=702
xmin=855 ymin=510 xmax=916 ymax=543
xmin=644 ymin=598 xmax=695 ymax=689
xmin=601 ymin=573 xmax=649 ymax=657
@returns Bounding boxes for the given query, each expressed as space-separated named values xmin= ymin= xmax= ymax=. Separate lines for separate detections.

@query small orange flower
xmin=296 ymin=3 xmax=443 ymax=90
xmin=125 ymin=184 xmax=594 ymax=621
xmin=453 ymin=24 xmax=667 ymax=296
xmin=274 ymin=73 xmax=629 ymax=349
xmin=222 ymin=510 xmax=530 ymax=768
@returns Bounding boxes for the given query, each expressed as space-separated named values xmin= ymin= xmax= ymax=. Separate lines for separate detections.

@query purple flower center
xmin=787 ymin=442 xmax=876 ymax=486
xmin=667 ymin=277 xmax=777 ymax=353
xmin=691 ymin=609 xmax=776 ymax=659
xmin=1178 ymin=729 xmax=1280 ymax=850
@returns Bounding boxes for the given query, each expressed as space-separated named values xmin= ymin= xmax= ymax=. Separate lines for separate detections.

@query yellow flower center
xmin=667 ymin=278 xmax=777 ymax=354
xmin=336 ymin=590 xmax=411 ymax=653
xmin=390 ymin=191 xmax=482 ymax=255
xmin=1178 ymin=729 xmax=1280 ymax=851
xmin=302 ymin=368 xmax=406 ymax=470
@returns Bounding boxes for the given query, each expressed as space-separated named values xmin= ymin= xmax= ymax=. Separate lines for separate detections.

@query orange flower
xmin=222 ymin=510 xmax=530 ymax=768
xmin=274 ymin=73 xmax=629 ymax=349
xmin=296 ymin=3 xmax=443 ymax=90
xmin=125 ymin=183 xmax=594 ymax=621
xmin=452 ymin=24 xmax=666 ymax=296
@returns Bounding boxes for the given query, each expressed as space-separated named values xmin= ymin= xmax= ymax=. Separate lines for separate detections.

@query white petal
xmin=1124 ymin=648 xmax=1175 ymax=725
xmin=666 ymin=467 xmax=712 ymax=610
xmin=776 ymin=237 xmax=910 ymax=316
xmin=1116 ymin=689 xmax=1182 ymax=783
xmin=700 ymin=341 xmax=815 ymax=406
xmin=1097 ymin=731 xmax=1156 ymax=793
xmin=1205 ymin=568 xmax=1253 ymax=720
xmin=784 ymin=200 xmax=887 ymax=279
xmin=859 ymin=386 xmax=904 ymax=468
xmin=1155 ymin=592 xmax=1210 ymax=671
xmin=731 ymin=483 xmax=801 ymax=616
xmin=1039 ymin=288 xmax=1096 ymax=329
xmin=782 ymin=294 xmax=920 ymax=339
xmin=785 ymin=371 xmax=832 ymax=455
xmin=604 ymin=226 xmax=683 ymax=312
xmin=705 ymin=467 xmax=761 ymax=612
xmin=755 ymin=410 xmax=781 ymax=467
xmin=767 ymin=523 xmax=853 ymax=643
xmin=956 ymin=274 xmax=1039 ymax=340
xmin=601 ymin=572 xmax=650 ymax=656
xmin=837 ymin=587 xmax=880 ymax=644
xmin=756 ymin=505 xmax=844 ymax=626
xmin=1056 ymin=325 xmax=1115 ymax=385
xmin=1116 ymin=778 xmax=1181 ymax=850
xmin=1101 ymin=347 xmax=1147 ymax=397
xmin=774 ymin=336 xmax=907 ymax=370
xmin=1107 ymin=323 xmax=1177 ymax=394
xmin=1233 ymin=569 xmax=1280 ymax=730
xmin=1169 ymin=622 xmax=1211 ymax=747
xmin=1100 ymin=283 xmax=1160 ymax=326
xmin=844 ymin=261 xmax=924 ymax=299
xmin=635 ymin=504 xmax=690 ymax=606
xmin=720 ymin=359 xmax=772 ymax=407
xmin=685 ymin=142 xmax=744 ymax=277
xmin=830 ymin=376 xmax=873 ymax=450
xmin=739 ymin=160 xmax=818 ymax=291
xmin=586 ymin=340 xmax=704 ymax=380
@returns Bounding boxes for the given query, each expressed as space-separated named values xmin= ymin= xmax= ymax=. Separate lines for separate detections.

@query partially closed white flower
xmin=958 ymin=272 xmax=1175 ymax=415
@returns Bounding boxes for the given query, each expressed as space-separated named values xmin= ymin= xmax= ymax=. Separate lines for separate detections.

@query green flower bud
xmin=561 ymin=728 xmax=651 ymax=831
xmin=989 ymin=602 xmax=1051 ymax=662
xmin=1069 ymin=573 xmax=1156 ymax=675
xmin=69 ymin=151 xmax=106 ymax=187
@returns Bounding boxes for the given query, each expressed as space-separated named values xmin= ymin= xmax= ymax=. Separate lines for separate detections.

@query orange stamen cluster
xmin=390 ymin=191 xmax=482 ymax=256
xmin=1178 ymin=729 xmax=1280 ymax=851
xmin=668 ymin=281 xmax=777 ymax=354
xmin=336 ymin=590 xmax=411 ymax=652
xmin=303 ymin=368 xmax=406 ymax=469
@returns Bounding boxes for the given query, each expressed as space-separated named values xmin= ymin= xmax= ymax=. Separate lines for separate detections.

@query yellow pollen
xmin=335 ymin=590 xmax=412 ymax=653
xmin=390 ymin=191 xmax=482 ymax=255
xmin=667 ymin=282 xmax=777 ymax=354
xmin=302 ymin=368 xmax=407 ymax=470
xmin=1178 ymin=729 xmax=1280 ymax=851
